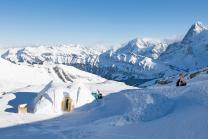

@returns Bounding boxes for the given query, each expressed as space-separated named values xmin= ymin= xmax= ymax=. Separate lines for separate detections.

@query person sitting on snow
xmin=176 ymin=73 xmax=187 ymax=86
xmin=97 ymin=89 xmax=103 ymax=99
xmin=91 ymin=89 xmax=103 ymax=100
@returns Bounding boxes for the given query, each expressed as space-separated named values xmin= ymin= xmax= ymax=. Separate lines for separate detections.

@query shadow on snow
xmin=5 ymin=92 xmax=37 ymax=113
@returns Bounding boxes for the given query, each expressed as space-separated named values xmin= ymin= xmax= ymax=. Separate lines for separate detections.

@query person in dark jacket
xmin=176 ymin=73 xmax=187 ymax=86
xmin=97 ymin=89 xmax=103 ymax=99
xmin=91 ymin=89 xmax=103 ymax=100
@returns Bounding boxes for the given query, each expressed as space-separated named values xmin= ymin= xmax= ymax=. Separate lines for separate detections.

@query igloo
xmin=32 ymin=81 xmax=95 ymax=114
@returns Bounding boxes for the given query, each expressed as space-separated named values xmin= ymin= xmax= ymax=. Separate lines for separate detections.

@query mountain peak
xmin=182 ymin=21 xmax=207 ymax=43
xmin=192 ymin=21 xmax=207 ymax=32
xmin=118 ymin=38 xmax=155 ymax=52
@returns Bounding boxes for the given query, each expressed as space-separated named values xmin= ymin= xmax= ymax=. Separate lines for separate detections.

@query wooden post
xmin=18 ymin=104 xmax=27 ymax=113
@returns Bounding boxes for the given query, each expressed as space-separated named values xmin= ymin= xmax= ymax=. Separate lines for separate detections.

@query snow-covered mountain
xmin=1 ymin=39 xmax=170 ymax=85
xmin=98 ymin=22 xmax=208 ymax=83
xmin=2 ymin=22 xmax=208 ymax=86
xmin=96 ymin=38 xmax=172 ymax=84
xmin=159 ymin=22 xmax=208 ymax=71
xmin=1 ymin=44 xmax=100 ymax=66
xmin=182 ymin=22 xmax=208 ymax=44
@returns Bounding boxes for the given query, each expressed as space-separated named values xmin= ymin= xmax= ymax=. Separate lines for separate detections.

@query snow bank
xmin=124 ymin=93 xmax=175 ymax=122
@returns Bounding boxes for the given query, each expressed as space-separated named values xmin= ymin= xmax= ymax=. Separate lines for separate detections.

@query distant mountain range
xmin=2 ymin=22 xmax=208 ymax=86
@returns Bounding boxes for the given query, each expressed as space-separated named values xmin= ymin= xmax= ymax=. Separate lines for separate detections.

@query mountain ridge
xmin=1 ymin=22 xmax=208 ymax=86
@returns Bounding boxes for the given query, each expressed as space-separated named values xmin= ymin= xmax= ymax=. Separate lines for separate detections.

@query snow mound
xmin=180 ymin=81 xmax=208 ymax=106
xmin=139 ymin=94 xmax=175 ymax=121
xmin=125 ymin=93 xmax=175 ymax=122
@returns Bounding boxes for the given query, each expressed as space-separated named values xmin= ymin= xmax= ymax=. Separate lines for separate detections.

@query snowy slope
xmin=1 ymin=71 xmax=208 ymax=139
xmin=0 ymin=56 xmax=135 ymax=127
xmin=0 ymin=58 xmax=52 ymax=92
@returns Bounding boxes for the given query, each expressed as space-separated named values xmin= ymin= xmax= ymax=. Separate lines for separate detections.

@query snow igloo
xmin=32 ymin=81 xmax=95 ymax=114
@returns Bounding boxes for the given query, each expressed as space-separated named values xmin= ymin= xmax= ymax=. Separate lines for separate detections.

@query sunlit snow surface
xmin=0 ymin=56 xmax=208 ymax=139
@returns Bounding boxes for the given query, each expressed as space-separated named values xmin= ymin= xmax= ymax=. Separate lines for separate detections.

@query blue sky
xmin=0 ymin=0 xmax=207 ymax=47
